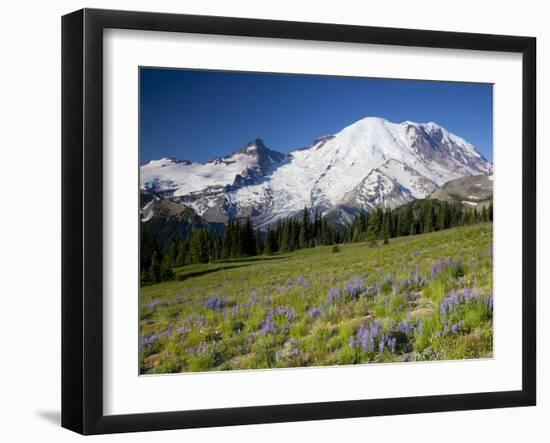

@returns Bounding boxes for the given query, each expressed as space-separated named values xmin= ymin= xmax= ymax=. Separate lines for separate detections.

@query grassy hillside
xmin=140 ymin=223 xmax=493 ymax=373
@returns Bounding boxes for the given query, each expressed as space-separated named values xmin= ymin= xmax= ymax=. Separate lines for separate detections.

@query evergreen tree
xmin=382 ymin=207 xmax=391 ymax=244
xmin=366 ymin=229 xmax=378 ymax=248
xmin=367 ymin=207 xmax=383 ymax=240
xmin=424 ymin=200 xmax=435 ymax=233
xmin=299 ymin=207 xmax=311 ymax=248
xmin=313 ymin=211 xmax=322 ymax=244
xmin=230 ymin=220 xmax=242 ymax=258
xmin=363 ymin=209 xmax=378 ymax=247
xmin=280 ymin=219 xmax=290 ymax=252
xmin=321 ymin=218 xmax=333 ymax=245
xmin=140 ymin=268 xmax=151 ymax=286
xmin=190 ymin=229 xmax=209 ymax=263
xmin=265 ymin=229 xmax=278 ymax=255
xmin=160 ymin=254 xmax=174 ymax=281
xmin=149 ymin=251 xmax=161 ymax=283
xmin=222 ymin=220 xmax=233 ymax=259
xmin=255 ymin=230 xmax=264 ymax=255
xmin=210 ymin=234 xmax=221 ymax=261
xmin=350 ymin=214 xmax=363 ymax=243
xmin=175 ymin=240 xmax=188 ymax=266
xmin=289 ymin=219 xmax=299 ymax=251
xmin=443 ymin=202 xmax=451 ymax=229
xmin=403 ymin=204 xmax=414 ymax=236
xmin=140 ymin=228 xmax=160 ymax=273
xmin=164 ymin=239 xmax=178 ymax=267
xmin=481 ymin=206 xmax=488 ymax=222
xmin=241 ymin=218 xmax=256 ymax=256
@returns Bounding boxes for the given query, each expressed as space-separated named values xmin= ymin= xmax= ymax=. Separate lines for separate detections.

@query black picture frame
xmin=61 ymin=8 xmax=536 ymax=435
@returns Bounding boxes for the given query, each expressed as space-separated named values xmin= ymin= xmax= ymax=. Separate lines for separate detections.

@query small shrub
xmin=332 ymin=245 xmax=341 ymax=253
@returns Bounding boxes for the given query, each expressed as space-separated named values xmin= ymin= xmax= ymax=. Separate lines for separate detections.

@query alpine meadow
xmin=139 ymin=69 xmax=494 ymax=374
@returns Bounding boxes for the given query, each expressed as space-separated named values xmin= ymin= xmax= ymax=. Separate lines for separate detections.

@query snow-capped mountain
xmin=140 ymin=116 xmax=492 ymax=227
xmin=141 ymin=139 xmax=286 ymax=195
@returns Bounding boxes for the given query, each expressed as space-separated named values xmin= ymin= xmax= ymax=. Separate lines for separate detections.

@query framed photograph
xmin=62 ymin=8 xmax=536 ymax=435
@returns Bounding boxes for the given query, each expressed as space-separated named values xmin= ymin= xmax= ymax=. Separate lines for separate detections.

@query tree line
xmin=342 ymin=199 xmax=493 ymax=245
xmin=141 ymin=199 xmax=493 ymax=285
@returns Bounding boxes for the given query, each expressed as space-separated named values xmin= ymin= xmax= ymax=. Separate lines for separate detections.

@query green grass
xmin=140 ymin=223 xmax=493 ymax=373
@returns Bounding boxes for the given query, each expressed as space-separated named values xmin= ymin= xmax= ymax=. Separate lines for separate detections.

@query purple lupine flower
xmin=440 ymin=287 xmax=492 ymax=319
xmin=417 ymin=321 xmax=423 ymax=333
xmin=450 ymin=321 xmax=464 ymax=334
xmin=485 ymin=295 xmax=494 ymax=311
xmin=309 ymin=306 xmax=324 ymax=320
xmin=388 ymin=337 xmax=397 ymax=353
xmin=327 ymin=286 xmax=341 ymax=304
xmin=343 ymin=276 xmax=367 ymax=299
xmin=462 ymin=287 xmax=475 ymax=302
xmin=246 ymin=296 xmax=259 ymax=311
xmin=271 ymin=306 xmax=297 ymax=322
xmin=260 ymin=317 xmax=277 ymax=336
xmin=289 ymin=339 xmax=301 ymax=357
xmin=230 ymin=304 xmax=241 ymax=318
xmin=440 ymin=289 xmax=461 ymax=315
xmin=197 ymin=315 xmax=207 ymax=328
xmin=399 ymin=270 xmax=429 ymax=291
xmin=203 ymin=294 xmax=228 ymax=311
xmin=378 ymin=338 xmax=385 ymax=353
xmin=349 ymin=336 xmax=356 ymax=348
xmin=398 ymin=321 xmax=414 ymax=334
xmin=355 ymin=321 xmax=383 ymax=353
xmin=365 ymin=282 xmax=381 ymax=298
xmin=146 ymin=299 xmax=168 ymax=310
xmin=430 ymin=258 xmax=464 ymax=279
xmin=139 ymin=334 xmax=160 ymax=353
xmin=440 ymin=298 xmax=449 ymax=315
xmin=356 ymin=327 xmax=374 ymax=352
xmin=185 ymin=347 xmax=196 ymax=355
xmin=286 ymin=277 xmax=313 ymax=288
xmin=370 ymin=322 xmax=380 ymax=339
xmin=260 ymin=306 xmax=297 ymax=336
xmin=197 ymin=342 xmax=208 ymax=355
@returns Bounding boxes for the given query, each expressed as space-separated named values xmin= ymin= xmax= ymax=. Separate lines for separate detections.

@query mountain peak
xmin=344 ymin=116 xmax=390 ymax=129
xmin=357 ymin=116 xmax=389 ymax=124
xmin=234 ymin=139 xmax=287 ymax=167
xmin=240 ymin=138 xmax=268 ymax=154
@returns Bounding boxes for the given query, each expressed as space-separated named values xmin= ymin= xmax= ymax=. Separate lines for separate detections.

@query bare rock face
xmin=141 ymin=117 xmax=493 ymax=228
xmin=140 ymin=192 xmax=212 ymax=248
xmin=405 ymin=122 xmax=491 ymax=177
xmin=430 ymin=173 xmax=493 ymax=209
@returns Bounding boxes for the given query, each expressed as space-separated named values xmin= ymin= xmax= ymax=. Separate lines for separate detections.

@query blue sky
xmin=140 ymin=68 xmax=493 ymax=164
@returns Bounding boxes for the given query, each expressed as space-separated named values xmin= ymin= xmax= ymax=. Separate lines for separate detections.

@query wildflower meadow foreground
xmin=140 ymin=223 xmax=493 ymax=373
